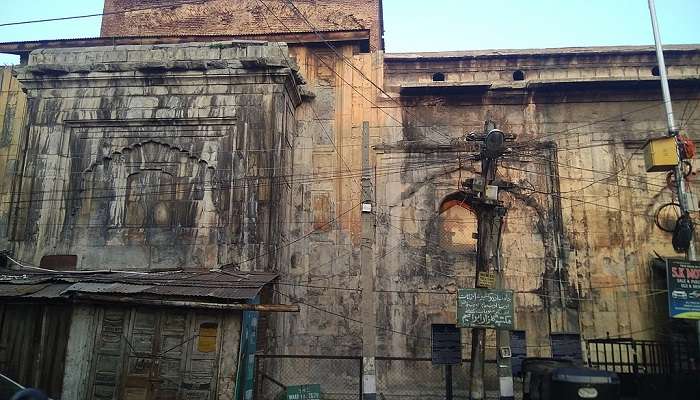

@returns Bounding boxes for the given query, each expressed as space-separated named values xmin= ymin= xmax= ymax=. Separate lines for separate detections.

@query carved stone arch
xmin=83 ymin=140 xmax=215 ymax=174
xmin=82 ymin=140 xmax=217 ymax=228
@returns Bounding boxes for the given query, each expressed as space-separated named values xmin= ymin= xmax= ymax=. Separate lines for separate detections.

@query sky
xmin=1 ymin=0 xmax=699 ymax=64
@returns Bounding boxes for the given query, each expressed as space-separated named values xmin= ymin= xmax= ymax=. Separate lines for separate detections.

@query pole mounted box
xmin=644 ymin=137 xmax=679 ymax=172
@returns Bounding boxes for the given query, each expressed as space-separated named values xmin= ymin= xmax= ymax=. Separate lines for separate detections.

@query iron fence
xmin=587 ymin=338 xmax=698 ymax=374
xmin=376 ymin=357 xmax=499 ymax=400
xmin=255 ymin=355 xmax=504 ymax=400
xmin=586 ymin=338 xmax=699 ymax=399
xmin=255 ymin=354 xmax=362 ymax=400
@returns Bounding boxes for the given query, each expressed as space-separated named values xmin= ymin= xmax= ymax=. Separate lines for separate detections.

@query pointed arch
xmin=438 ymin=191 xmax=477 ymax=252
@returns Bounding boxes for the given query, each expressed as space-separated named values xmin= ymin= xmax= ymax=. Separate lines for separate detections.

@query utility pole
xmin=495 ymin=246 xmax=514 ymax=400
xmin=647 ymin=0 xmax=700 ymax=348
xmin=468 ymin=121 xmax=509 ymax=400
xmin=360 ymin=121 xmax=377 ymax=400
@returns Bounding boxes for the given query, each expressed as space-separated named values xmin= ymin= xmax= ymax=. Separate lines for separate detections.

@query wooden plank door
xmin=122 ymin=309 xmax=188 ymax=400
xmin=121 ymin=310 xmax=160 ymax=400
xmin=89 ymin=307 xmax=221 ymax=400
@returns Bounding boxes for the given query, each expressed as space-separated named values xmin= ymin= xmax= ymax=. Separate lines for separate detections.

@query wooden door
xmin=89 ymin=307 xmax=222 ymax=400
xmin=122 ymin=310 xmax=188 ymax=400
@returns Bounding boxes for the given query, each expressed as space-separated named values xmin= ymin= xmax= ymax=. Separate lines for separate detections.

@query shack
xmin=0 ymin=262 xmax=297 ymax=399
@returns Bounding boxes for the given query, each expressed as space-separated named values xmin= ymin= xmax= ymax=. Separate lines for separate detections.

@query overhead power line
xmin=3 ymin=160 xmax=457 ymax=207
xmin=0 ymin=0 xmax=208 ymax=27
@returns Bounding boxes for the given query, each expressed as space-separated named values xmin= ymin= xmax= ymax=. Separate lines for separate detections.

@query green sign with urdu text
xmin=456 ymin=288 xmax=514 ymax=329
xmin=287 ymin=384 xmax=321 ymax=400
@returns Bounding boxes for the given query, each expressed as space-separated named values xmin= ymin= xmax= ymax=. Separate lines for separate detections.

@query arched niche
xmin=81 ymin=141 xmax=216 ymax=228
xmin=438 ymin=192 xmax=478 ymax=252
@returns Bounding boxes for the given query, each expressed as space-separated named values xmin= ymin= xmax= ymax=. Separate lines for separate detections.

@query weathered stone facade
xmin=0 ymin=1 xmax=699 ymax=397
xmin=12 ymin=42 xmax=301 ymax=271
xmin=0 ymin=69 xmax=27 ymax=251
xmin=249 ymin=46 xmax=700 ymax=379
xmin=377 ymin=47 xmax=700 ymax=352
xmin=101 ymin=0 xmax=385 ymax=51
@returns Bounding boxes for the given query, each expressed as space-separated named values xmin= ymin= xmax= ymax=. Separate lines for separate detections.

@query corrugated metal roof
xmin=25 ymin=283 xmax=72 ymax=298
xmin=0 ymin=267 xmax=277 ymax=303
xmin=63 ymin=282 xmax=150 ymax=295
xmin=0 ymin=283 xmax=50 ymax=297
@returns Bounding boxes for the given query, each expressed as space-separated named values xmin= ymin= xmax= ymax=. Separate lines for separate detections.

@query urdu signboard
xmin=667 ymin=260 xmax=700 ymax=320
xmin=456 ymin=288 xmax=514 ymax=329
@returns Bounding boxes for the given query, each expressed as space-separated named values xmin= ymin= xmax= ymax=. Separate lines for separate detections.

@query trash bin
xmin=549 ymin=367 xmax=620 ymax=400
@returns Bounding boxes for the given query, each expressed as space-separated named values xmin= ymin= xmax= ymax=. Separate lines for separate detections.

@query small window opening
xmin=439 ymin=195 xmax=477 ymax=252
xmin=651 ymin=66 xmax=660 ymax=76
xmin=197 ymin=322 xmax=218 ymax=353
xmin=40 ymin=255 xmax=77 ymax=271
xmin=432 ymin=72 xmax=446 ymax=82
xmin=513 ymin=70 xmax=526 ymax=81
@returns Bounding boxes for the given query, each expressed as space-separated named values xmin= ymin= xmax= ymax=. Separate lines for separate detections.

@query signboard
xmin=456 ymin=288 xmax=514 ymax=329
xmin=197 ymin=323 xmax=218 ymax=353
xmin=431 ymin=324 xmax=462 ymax=365
xmin=287 ymin=384 xmax=321 ymax=400
xmin=667 ymin=260 xmax=700 ymax=319
xmin=477 ymin=271 xmax=496 ymax=289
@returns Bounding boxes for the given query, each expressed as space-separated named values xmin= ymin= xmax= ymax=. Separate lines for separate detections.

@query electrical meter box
xmin=644 ymin=137 xmax=679 ymax=172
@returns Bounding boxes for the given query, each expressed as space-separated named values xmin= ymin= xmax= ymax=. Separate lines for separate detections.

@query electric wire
xmin=3 ymin=160 xmax=457 ymax=207
xmin=0 ymin=0 xmax=209 ymax=27
xmin=280 ymin=0 xmax=454 ymax=141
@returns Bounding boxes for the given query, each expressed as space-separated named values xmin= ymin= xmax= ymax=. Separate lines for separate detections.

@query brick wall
xmin=101 ymin=0 xmax=384 ymax=50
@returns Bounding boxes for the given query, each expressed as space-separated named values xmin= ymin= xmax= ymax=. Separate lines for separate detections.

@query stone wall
xmin=11 ymin=42 xmax=301 ymax=271
xmin=265 ymin=43 xmax=384 ymax=355
xmin=269 ymin=45 xmax=700 ymax=363
xmin=374 ymin=47 xmax=700 ymax=356
xmin=101 ymin=0 xmax=384 ymax=51
xmin=0 ymin=68 xmax=27 ymax=251
xmin=6 ymin=38 xmax=700 ymax=371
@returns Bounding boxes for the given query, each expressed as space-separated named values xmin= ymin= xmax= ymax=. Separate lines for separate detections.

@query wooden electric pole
xmin=468 ymin=121 xmax=510 ymax=400
xmin=360 ymin=121 xmax=377 ymax=400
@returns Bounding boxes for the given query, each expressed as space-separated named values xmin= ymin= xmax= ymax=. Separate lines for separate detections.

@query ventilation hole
xmin=432 ymin=72 xmax=445 ymax=82
xmin=40 ymin=254 xmax=77 ymax=271
xmin=651 ymin=66 xmax=660 ymax=76
xmin=513 ymin=70 xmax=526 ymax=81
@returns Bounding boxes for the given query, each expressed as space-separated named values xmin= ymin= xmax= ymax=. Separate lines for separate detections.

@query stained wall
xmin=0 ymin=68 xmax=27 ymax=251
xmin=101 ymin=0 xmax=384 ymax=51
xmin=11 ymin=42 xmax=301 ymax=272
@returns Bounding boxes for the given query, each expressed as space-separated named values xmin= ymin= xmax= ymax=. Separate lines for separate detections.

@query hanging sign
xmin=667 ymin=260 xmax=700 ymax=319
xmin=477 ymin=271 xmax=497 ymax=289
xmin=431 ymin=324 xmax=462 ymax=365
xmin=456 ymin=288 xmax=514 ymax=329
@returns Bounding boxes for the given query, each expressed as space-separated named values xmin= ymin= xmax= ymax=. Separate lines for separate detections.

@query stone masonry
xmin=12 ymin=41 xmax=302 ymax=272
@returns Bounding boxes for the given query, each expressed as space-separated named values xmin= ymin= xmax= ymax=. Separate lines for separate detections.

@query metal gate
xmin=586 ymin=338 xmax=699 ymax=399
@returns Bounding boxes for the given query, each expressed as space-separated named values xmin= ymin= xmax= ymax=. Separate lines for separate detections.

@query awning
xmin=0 ymin=267 xmax=298 ymax=312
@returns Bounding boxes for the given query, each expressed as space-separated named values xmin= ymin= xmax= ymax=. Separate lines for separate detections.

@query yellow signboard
xmin=198 ymin=323 xmax=218 ymax=353
xmin=477 ymin=271 xmax=496 ymax=289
